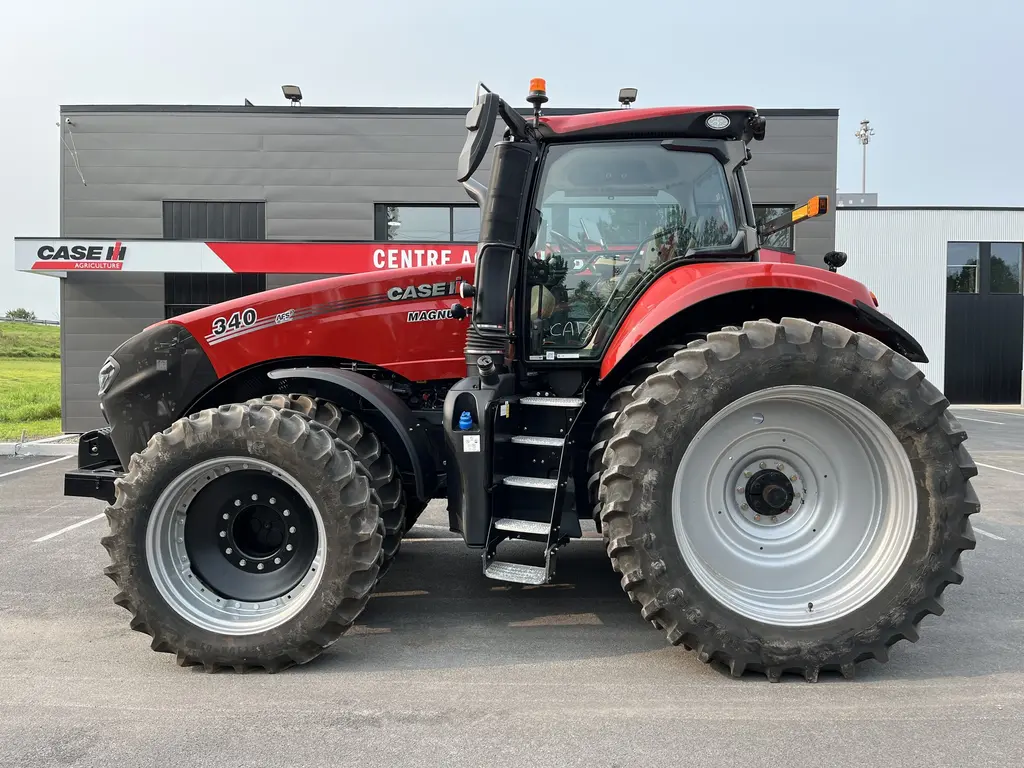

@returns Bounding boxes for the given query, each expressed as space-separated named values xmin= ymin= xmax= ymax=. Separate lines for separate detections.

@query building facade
xmin=837 ymin=207 xmax=1024 ymax=404
xmin=37 ymin=103 xmax=839 ymax=433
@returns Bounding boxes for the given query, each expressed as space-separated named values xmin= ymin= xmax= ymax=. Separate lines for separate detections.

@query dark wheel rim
xmin=146 ymin=457 xmax=326 ymax=634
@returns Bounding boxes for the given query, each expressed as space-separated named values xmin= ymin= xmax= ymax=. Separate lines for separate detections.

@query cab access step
xmin=481 ymin=394 xmax=585 ymax=585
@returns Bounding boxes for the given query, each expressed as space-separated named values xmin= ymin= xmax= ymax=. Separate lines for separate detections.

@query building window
xmin=374 ymin=204 xmax=480 ymax=242
xmin=947 ymin=242 xmax=980 ymax=293
xmin=162 ymin=201 xmax=267 ymax=318
xmin=989 ymin=243 xmax=1023 ymax=294
xmin=754 ymin=205 xmax=795 ymax=250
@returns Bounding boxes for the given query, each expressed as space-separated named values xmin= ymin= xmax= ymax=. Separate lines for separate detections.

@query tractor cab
xmin=442 ymin=81 xmax=827 ymax=583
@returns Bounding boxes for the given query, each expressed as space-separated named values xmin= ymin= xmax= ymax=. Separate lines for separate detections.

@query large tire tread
xmin=249 ymin=393 xmax=407 ymax=576
xmin=101 ymin=402 xmax=384 ymax=673
xmin=596 ymin=318 xmax=979 ymax=681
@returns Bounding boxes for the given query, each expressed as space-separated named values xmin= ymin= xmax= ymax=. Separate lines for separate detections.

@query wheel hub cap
xmin=745 ymin=469 xmax=794 ymax=516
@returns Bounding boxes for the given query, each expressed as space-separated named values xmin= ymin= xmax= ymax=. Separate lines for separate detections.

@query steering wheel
xmin=548 ymin=230 xmax=583 ymax=253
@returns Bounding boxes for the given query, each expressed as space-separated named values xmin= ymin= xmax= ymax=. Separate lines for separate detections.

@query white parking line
xmin=0 ymin=454 xmax=72 ymax=479
xmin=403 ymin=537 xmax=460 ymax=543
xmin=954 ymin=415 xmax=1004 ymax=425
xmin=974 ymin=527 xmax=1007 ymax=541
xmin=975 ymin=409 xmax=1024 ymax=419
xmin=32 ymin=513 xmax=105 ymax=543
xmin=977 ymin=462 xmax=1024 ymax=478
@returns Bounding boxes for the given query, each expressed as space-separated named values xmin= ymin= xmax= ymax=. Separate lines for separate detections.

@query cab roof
xmin=538 ymin=106 xmax=760 ymax=142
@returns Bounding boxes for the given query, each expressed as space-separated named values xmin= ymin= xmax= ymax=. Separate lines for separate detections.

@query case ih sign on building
xmin=16 ymin=239 xmax=478 ymax=275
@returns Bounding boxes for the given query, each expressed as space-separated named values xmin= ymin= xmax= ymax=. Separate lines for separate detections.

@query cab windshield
xmin=527 ymin=140 xmax=738 ymax=356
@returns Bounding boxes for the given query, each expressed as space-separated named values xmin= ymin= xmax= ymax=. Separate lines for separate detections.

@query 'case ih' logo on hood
xmin=386 ymin=280 xmax=462 ymax=302
xmin=35 ymin=242 xmax=127 ymax=270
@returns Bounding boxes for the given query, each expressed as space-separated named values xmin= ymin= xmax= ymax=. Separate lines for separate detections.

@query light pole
xmin=854 ymin=119 xmax=875 ymax=193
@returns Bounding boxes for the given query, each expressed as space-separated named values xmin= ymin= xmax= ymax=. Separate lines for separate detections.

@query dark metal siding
xmin=945 ymin=242 xmax=1024 ymax=404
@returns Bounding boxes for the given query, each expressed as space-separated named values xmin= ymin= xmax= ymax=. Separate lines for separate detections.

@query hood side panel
xmin=171 ymin=265 xmax=475 ymax=382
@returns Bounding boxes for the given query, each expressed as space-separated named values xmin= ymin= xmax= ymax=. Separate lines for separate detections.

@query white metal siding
xmin=836 ymin=208 xmax=1024 ymax=392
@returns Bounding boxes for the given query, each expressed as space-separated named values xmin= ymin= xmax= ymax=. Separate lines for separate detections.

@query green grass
xmin=0 ymin=324 xmax=63 ymax=439
xmin=0 ymin=322 xmax=60 ymax=358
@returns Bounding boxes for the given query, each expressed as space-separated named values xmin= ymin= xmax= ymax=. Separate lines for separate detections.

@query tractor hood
xmin=162 ymin=261 xmax=477 ymax=383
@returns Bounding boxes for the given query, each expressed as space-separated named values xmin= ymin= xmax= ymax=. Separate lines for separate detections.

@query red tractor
xmin=65 ymin=81 xmax=979 ymax=681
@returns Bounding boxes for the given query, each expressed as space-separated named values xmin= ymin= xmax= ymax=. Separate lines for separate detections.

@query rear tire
xmin=101 ymin=403 xmax=383 ymax=672
xmin=249 ymin=394 xmax=406 ymax=577
xmin=596 ymin=318 xmax=979 ymax=681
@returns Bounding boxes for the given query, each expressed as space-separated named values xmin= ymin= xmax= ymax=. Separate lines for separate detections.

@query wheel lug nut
xmin=741 ymin=503 xmax=749 ymax=510
xmin=759 ymin=462 xmax=767 ymax=469
xmin=223 ymin=512 xmax=230 ymax=519
xmin=239 ymin=559 xmax=247 ymax=566
xmin=776 ymin=463 xmax=784 ymax=470
xmin=251 ymin=494 xmax=258 ymax=501
xmin=286 ymin=544 xmax=293 ymax=552
xmin=219 ymin=531 xmax=226 ymax=538
xmin=234 ymin=500 xmax=241 ymax=507
xmin=771 ymin=516 xmax=777 ymax=522
xmin=736 ymin=487 xmax=744 ymax=494
xmin=790 ymin=475 xmax=798 ymax=481
xmin=283 ymin=510 xmax=290 ymax=517
xmin=743 ymin=471 xmax=751 ymax=478
xmin=754 ymin=514 xmax=761 ymax=521
xmin=269 ymin=497 xmax=276 ymax=504
xmin=274 ymin=557 xmax=282 ymax=564
xmin=289 ymin=526 xmax=296 ymax=534
xmin=257 ymin=563 xmax=264 ymax=571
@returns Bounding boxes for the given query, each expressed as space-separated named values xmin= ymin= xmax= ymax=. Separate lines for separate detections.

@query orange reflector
xmin=870 ymin=291 xmax=879 ymax=306
xmin=806 ymin=195 xmax=828 ymax=217
xmin=529 ymin=78 xmax=547 ymax=93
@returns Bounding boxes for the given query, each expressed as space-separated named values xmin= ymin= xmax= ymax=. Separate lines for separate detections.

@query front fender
xmin=599 ymin=262 xmax=924 ymax=379
xmin=267 ymin=367 xmax=439 ymax=502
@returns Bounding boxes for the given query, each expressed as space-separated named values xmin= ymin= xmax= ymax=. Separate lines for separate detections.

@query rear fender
xmin=267 ymin=367 xmax=439 ymax=503
xmin=600 ymin=263 xmax=927 ymax=383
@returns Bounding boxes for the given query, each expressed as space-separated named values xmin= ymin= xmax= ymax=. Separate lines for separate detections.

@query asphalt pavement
xmin=1 ymin=409 xmax=1022 ymax=767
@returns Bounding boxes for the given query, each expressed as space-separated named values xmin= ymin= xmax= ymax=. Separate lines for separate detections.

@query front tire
xmin=101 ymin=402 xmax=383 ymax=672
xmin=597 ymin=318 xmax=979 ymax=681
xmin=248 ymin=394 xmax=406 ymax=576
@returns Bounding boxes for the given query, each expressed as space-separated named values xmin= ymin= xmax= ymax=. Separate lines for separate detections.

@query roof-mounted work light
xmin=282 ymin=85 xmax=303 ymax=106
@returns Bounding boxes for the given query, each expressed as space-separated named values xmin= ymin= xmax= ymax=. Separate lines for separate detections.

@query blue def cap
xmin=458 ymin=411 xmax=473 ymax=430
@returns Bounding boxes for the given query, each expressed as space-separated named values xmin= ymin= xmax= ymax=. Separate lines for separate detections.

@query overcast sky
xmin=1 ymin=0 xmax=1020 ymax=317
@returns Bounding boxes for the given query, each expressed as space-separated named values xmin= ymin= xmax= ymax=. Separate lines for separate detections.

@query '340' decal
xmin=211 ymin=308 xmax=258 ymax=336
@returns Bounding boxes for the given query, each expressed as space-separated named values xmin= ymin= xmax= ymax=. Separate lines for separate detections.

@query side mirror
xmin=824 ymin=250 xmax=848 ymax=273
xmin=457 ymin=91 xmax=499 ymax=183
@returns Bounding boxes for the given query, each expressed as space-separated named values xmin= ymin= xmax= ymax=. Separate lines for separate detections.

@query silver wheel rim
xmin=671 ymin=385 xmax=917 ymax=627
xmin=146 ymin=457 xmax=326 ymax=635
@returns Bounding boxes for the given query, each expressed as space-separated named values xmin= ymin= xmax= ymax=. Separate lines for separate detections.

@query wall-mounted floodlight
xmin=282 ymin=85 xmax=303 ymax=105
xmin=618 ymin=88 xmax=638 ymax=108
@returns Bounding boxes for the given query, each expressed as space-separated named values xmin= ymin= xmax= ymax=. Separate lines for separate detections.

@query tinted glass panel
xmin=754 ymin=205 xmax=795 ymax=250
xmin=990 ymin=243 xmax=1023 ymax=294
xmin=452 ymin=206 xmax=481 ymax=241
xmin=526 ymin=140 xmax=737 ymax=357
xmin=384 ymin=206 xmax=451 ymax=241
xmin=946 ymin=242 xmax=979 ymax=294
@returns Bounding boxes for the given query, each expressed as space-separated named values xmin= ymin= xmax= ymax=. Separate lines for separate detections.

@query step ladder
xmin=482 ymin=395 xmax=584 ymax=585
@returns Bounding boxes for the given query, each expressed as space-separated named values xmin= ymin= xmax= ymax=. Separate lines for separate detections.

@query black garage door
xmin=945 ymin=242 xmax=1023 ymax=403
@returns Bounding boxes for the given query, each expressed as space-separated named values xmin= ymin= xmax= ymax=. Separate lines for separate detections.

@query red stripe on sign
xmin=113 ymin=241 xmax=122 ymax=260
xmin=206 ymin=242 xmax=477 ymax=274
